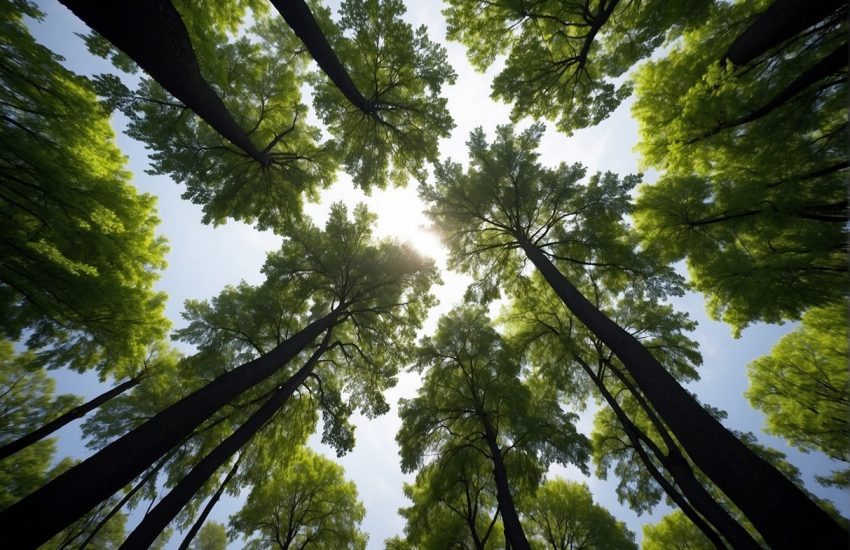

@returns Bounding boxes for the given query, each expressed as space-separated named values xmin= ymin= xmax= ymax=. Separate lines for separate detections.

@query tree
xmin=421 ymin=123 xmax=848 ymax=548
xmin=0 ymin=0 xmax=169 ymax=374
xmin=189 ymin=521 xmax=227 ymax=550
xmin=642 ymin=511 xmax=714 ymax=550
xmin=230 ymin=446 xmax=367 ymax=549
xmin=632 ymin=0 xmax=847 ymax=332
xmin=746 ymin=300 xmax=850 ymax=488
xmin=397 ymin=306 xmax=590 ymax=550
xmin=0 ymin=203 xmax=437 ymax=548
xmin=84 ymin=0 xmax=455 ymax=229
xmin=397 ymin=449 xmax=502 ymax=550
xmin=442 ymin=0 xmax=713 ymax=134
xmin=525 ymin=479 xmax=636 ymax=550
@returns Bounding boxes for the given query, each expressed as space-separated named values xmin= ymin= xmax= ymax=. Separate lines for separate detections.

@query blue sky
xmin=25 ymin=1 xmax=849 ymax=547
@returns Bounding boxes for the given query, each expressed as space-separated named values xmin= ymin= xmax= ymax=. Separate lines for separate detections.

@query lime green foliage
xmin=189 ymin=521 xmax=227 ymax=550
xmin=526 ymin=479 xmax=636 ymax=550
xmin=633 ymin=0 xmax=848 ymax=332
xmin=311 ymin=0 xmax=456 ymax=188
xmin=231 ymin=446 xmax=367 ymax=550
xmin=642 ymin=511 xmax=713 ymax=550
xmin=0 ymin=0 xmax=169 ymax=374
xmin=746 ymin=301 xmax=850 ymax=488
xmin=0 ymin=342 xmax=126 ymax=546
xmin=422 ymin=124 xmax=682 ymax=303
xmin=443 ymin=0 xmax=712 ymax=134
xmin=0 ymin=343 xmax=76 ymax=508
xmin=398 ymin=450 xmax=503 ymax=549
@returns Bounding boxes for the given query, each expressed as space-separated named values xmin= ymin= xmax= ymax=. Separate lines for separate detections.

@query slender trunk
xmin=722 ymin=0 xmax=846 ymax=66
xmin=79 ymin=449 xmax=176 ymax=550
xmin=119 ymin=338 xmax=329 ymax=549
xmin=58 ymin=0 xmax=269 ymax=164
xmin=177 ymin=455 xmax=242 ymax=550
xmin=0 ymin=306 xmax=344 ymax=549
xmin=692 ymin=43 xmax=847 ymax=143
xmin=0 ymin=376 xmax=141 ymax=460
xmin=598 ymin=359 xmax=761 ymax=550
xmin=270 ymin=0 xmax=373 ymax=113
xmin=519 ymin=239 xmax=848 ymax=549
xmin=480 ymin=419 xmax=530 ymax=550
xmin=575 ymin=356 xmax=728 ymax=549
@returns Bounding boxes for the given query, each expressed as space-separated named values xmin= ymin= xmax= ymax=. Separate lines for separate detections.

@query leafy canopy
xmin=632 ymin=0 xmax=848 ymax=332
xmin=746 ymin=301 xmax=850 ymax=488
xmin=230 ymin=446 xmax=367 ymax=550
xmin=443 ymin=0 xmax=712 ymax=134
xmin=1 ymin=0 xmax=169 ymax=375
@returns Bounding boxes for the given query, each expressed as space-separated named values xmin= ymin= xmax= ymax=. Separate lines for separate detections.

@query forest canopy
xmin=0 ymin=0 xmax=847 ymax=548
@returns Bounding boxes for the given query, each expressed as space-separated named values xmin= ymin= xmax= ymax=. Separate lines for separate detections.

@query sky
xmin=24 ymin=1 xmax=850 ymax=548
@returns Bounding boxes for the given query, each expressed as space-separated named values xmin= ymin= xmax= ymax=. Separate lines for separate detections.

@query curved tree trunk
xmin=0 ymin=375 xmax=142 ymax=460
xmin=59 ymin=0 xmax=269 ymax=164
xmin=120 ymin=338 xmax=330 ymax=549
xmin=177 ymin=454 xmax=242 ymax=550
xmin=0 ymin=306 xmax=345 ymax=549
xmin=518 ymin=239 xmax=848 ymax=549
xmin=270 ymin=0 xmax=374 ymax=113
xmin=480 ymin=419 xmax=531 ymax=550
xmin=723 ymin=0 xmax=846 ymax=67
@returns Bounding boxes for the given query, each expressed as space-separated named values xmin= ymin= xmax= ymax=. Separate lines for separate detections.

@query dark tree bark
xmin=692 ymin=43 xmax=848 ymax=143
xmin=480 ymin=418 xmax=531 ymax=550
xmin=598 ymin=358 xmax=761 ymax=550
xmin=723 ymin=0 xmax=846 ymax=66
xmin=575 ymin=354 xmax=757 ymax=549
xmin=79 ymin=450 xmax=176 ymax=550
xmin=58 ymin=0 xmax=270 ymax=164
xmin=120 ymin=338 xmax=330 ymax=550
xmin=176 ymin=455 xmax=242 ymax=550
xmin=0 ymin=306 xmax=345 ymax=549
xmin=581 ymin=360 xmax=727 ymax=549
xmin=0 ymin=375 xmax=142 ymax=460
xmin=518 ymin=238 xmax=848 ymax=549
xmin=270 ymin=0 xmax=374 ymax=113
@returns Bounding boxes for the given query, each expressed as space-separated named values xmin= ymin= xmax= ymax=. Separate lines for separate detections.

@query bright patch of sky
xmin=26 ymin=1 xmax=849 ymax=548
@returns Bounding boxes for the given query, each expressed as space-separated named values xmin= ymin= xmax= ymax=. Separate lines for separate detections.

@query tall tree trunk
xmin=518 ymin=239 xmax=848 ymax=549
xmin=79 ymin=449 xmax=176 ymax=550
xmin=58 ymin=0 xmax=269 ymax=164
xmin=597 ymin=358 xmax=761 ymax=550
xmin=600 ymin=392 xmax=727 ymax=547
xmin=577 ymin=355 xmax=757 ymax=549
xmin=0 ymin=375 xmax=142 ymax=460
xmin=177 ymin=454 xmax=242 ymax=550
xmin=722 ymin=0 xmax=846 ymax=66
xmin=120 ymin=338 xmax=330 ymax=549
xmin=270 ymin=0 xmax=374 ymax=113
xmin=0 ymin=306 xmax=345 ymax=549
xmin=480 ymin=418 xmax=530 ymax=550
